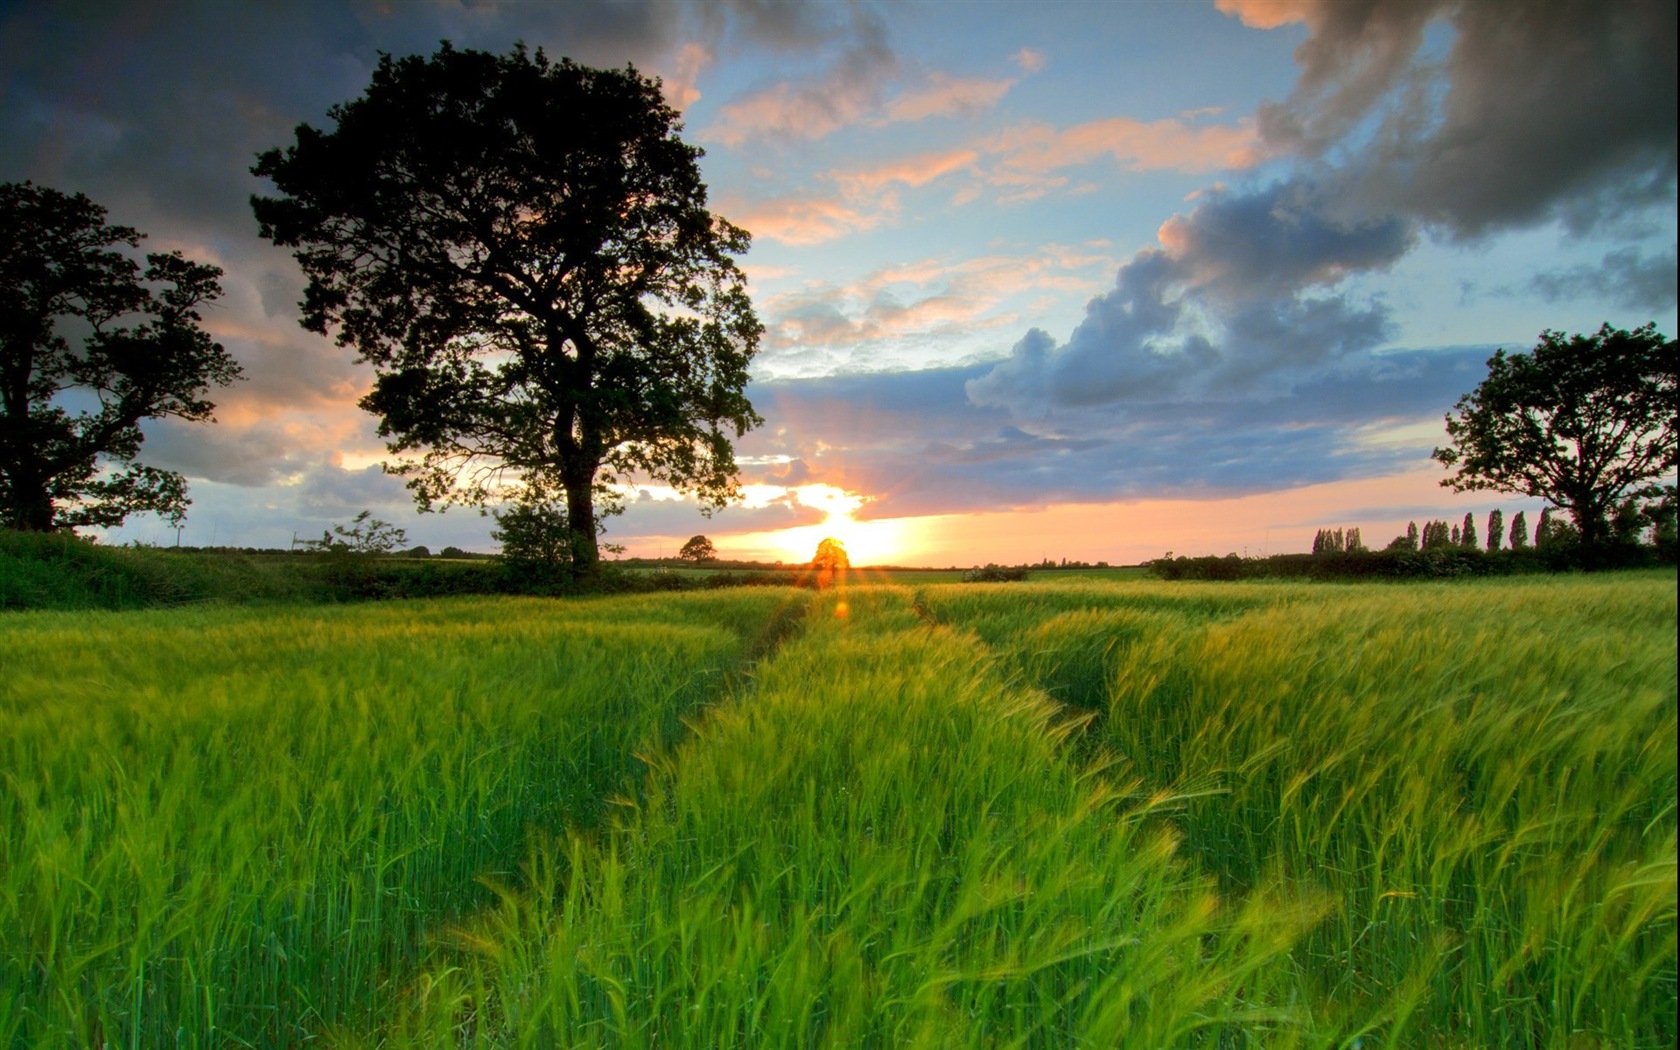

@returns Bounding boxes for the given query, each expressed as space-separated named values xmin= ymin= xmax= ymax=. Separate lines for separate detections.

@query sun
xmin=774 ymin=485 xmax=916 ymax=566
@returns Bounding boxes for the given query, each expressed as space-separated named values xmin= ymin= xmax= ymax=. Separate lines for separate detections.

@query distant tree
xmin=306 ymin=510 xmax=407 ymax=554
xmin=1533 ymin=507 xmax=1580 ymax=550
xmin=407 ymin=545 xmax=430 ymax=558
xmin=1346 ymin=527 xmax=1365 ymax=552
xmin=1460 ymin=513 xmax=1477 ymax=549
xmin=811 ymin=536 xmax=849 ymax=589
xmin=812 ymin=537 xmax=850 ymax=572
xmin=1434 ymin=323 xmax=1677 ymax=550
xmin=679 ymin=534 xmax=717 ymax=562
xmin=1486 ymin=508 xmax=1504 ymax=552
xmin=1509 ymin=510 xmax=1529 ymax=550
xmin=1450 ymin=523 xmax=1461 ymax=546
xmin=1422 ymin=520 xmax=1453 ymax=550
xmin=1387 ymin=521 xmax=1421 ymax=551
xmin=439 ymin=545 xmax=468 ymax=559
xmin=0 ymin=182 xmax=242 ymax=532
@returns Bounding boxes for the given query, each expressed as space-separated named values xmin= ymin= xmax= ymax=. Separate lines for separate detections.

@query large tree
xmin=1433 ymin=324 xmax=1677 ymax=549
xmin=252 ymin=44 xmax=762 ymax=579
xmin=0 ymin=182 xmax=239 ymax=532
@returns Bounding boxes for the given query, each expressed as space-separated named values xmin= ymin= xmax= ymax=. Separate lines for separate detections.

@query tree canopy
xmin=252 ymin=43 xmax=762 ymax=579
xmin=0 ymin=182 xmax=240 ymax=532
xmin=679 ymin=534 xmax=716 ymax=562
xmin=1433 ymin=323 xmax=1677 ymax=548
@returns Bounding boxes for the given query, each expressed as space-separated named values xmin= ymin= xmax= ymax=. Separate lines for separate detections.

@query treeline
xmin=1153 ymin=500 xmax=1677 ymax=582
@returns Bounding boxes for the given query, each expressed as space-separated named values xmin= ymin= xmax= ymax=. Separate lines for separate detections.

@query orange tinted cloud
xmin=835 ymin=147 xmax=981 ymax=193
xmin=987 ymin=115 xmax=1263 ymax=183
xmin=1214 ymin=0 xmax=1317 ymax=30
xmin=723 ymin=192 xmax=896 ymax=246
xmin=884 ymin=74 xmax=1016 ymax=123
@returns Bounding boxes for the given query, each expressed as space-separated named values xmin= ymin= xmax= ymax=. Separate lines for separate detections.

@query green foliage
xmin=489 ymin=496 xmax=573 ymax=587
xmin=961 ymin=563 xmax=1029 ymax=581
xmin=253 ymin=44 xmax=762 ymax=578
xmin=1486 ymin=507 xmax=1504 ymax=551
xmin=0 ymin=182 xmax=242 ymax=531
xmin=1509 ymin=509 xmax=1529 ymax=549
xmin=1434 ymin=323 xmax=1678 ymax=547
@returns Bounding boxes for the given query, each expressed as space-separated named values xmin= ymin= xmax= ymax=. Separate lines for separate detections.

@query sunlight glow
xmin=730 ymin=483 xmax=927 ymax=566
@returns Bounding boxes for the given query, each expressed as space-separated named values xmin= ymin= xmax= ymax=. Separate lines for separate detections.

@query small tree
xmin=491 ymin=497 xmax=572 ymax=580
xmin=1486 ymin=508 xmax=1504 ymax=552
xmin=1509 ymin=510 xmax=1529 ymax=550
xmin=1434 ymin=323 xmax=1677 ymax=549
xmin=812 ymin=536 xmax=849 ymax=588
xmin=1346 ymin=527 xmax=1365 ymax=552
xmin=1 ymin=182 xmax=242 ymax=531
xmin=306 ymin=510 xmax=407 ymax=554
xmin=1460 ymin=513 xmax=1477 ymax=549
xmin=679 ymin=534 xmax=717 ymax=562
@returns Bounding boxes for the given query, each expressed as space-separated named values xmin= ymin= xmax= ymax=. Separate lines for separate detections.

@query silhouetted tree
xmin=1486 ymin=508 xmax=1504 ymax=551
xmin=679 ymin=534 xmax=716 ymax=562
xmin=1509 ymin=510 xmax=1529 ymax=550
xmin=305 ymin=509 xmax=407 ymax=554
xmin=253 ymin=44 xmax=762 ymax=581
xmin=1434 ymin=323 xmax=1677 ymax=549
xmin=1346 ymin=527 xmax=1364 ymax=552
xmin=1 ymin=182 xmax=241 ymax=531
xmin=1459 ymin=512 xmax=1477 ymax=549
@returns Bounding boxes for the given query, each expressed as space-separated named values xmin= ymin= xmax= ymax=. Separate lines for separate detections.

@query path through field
xmin=2 ymin=575 xmax=1674 ymax=1047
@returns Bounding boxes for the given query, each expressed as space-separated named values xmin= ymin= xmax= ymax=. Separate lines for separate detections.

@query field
xmin=1 ymin=572 xmax=1674 ymax=1047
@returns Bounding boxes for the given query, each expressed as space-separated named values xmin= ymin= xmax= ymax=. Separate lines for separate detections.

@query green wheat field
xmin=2 ymin=573 xmax=1674 ymax=1047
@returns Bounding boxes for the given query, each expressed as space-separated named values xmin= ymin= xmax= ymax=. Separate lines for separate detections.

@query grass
xmin=1 ymin=571 xmax=1672 ymax=1046
xmin=0 ymin=590 xmax=799 ymax=1046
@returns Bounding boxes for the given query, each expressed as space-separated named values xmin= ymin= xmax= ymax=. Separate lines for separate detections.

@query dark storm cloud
xmin=1241 ymin=0 xmax=1677 ymax=239
xmin=1528 ymin=248 xmax=1679 ymax=313
xmin=0 ymin=0 xmax=870 ymax=499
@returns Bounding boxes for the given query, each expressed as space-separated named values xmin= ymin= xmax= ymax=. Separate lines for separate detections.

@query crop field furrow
xmin=0 ymin=590 xmax=803 ymax=1048
xmin=922 ymin=574 xmax=1678 ymax=1047
xmin=369 ymin=587 xmax=1328 ymax=1048
xmin=4 ymin=573 xmax=1673 ymax=1048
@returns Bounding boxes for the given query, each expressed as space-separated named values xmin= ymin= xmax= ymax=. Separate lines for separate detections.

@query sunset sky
xmin=3 ymin=0 xmax=1675 ymax=565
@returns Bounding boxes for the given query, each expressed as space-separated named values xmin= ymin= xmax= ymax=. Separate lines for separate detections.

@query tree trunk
xmin=4 ymin=462 xmax=56 ymax=531
xmin=563 ymin=466 xmax=600 ymax=582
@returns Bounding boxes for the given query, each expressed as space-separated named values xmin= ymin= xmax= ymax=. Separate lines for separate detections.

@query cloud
xmin=720 ymin=190 xmax=894 ymax=246
xmin=884 ymin=73 xmax=1017 ymax=123
xmin=740 ymin=348 xmax=1490 ymax=521
xmin=1221 ymin=0 xmax=1678 ymax=239
xmin=1527 ymin=247 xmax=1679 ymax=313
xmin=1011 ymin=48 xmax=1047 ymax=74
xmin=701 ymin=9 xmax=897 ymax=146
xmin=753 ymin=244 xmax=1113 ymax=373
xmin=984 ymin=114 xmax=1263 ymax=183
xmin=966 ymin=179 xmax=1408 ymax=416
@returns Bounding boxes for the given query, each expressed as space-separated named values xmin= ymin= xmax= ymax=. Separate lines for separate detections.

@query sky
xmin=3 ymin=0 xmax=1675 ymax=565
